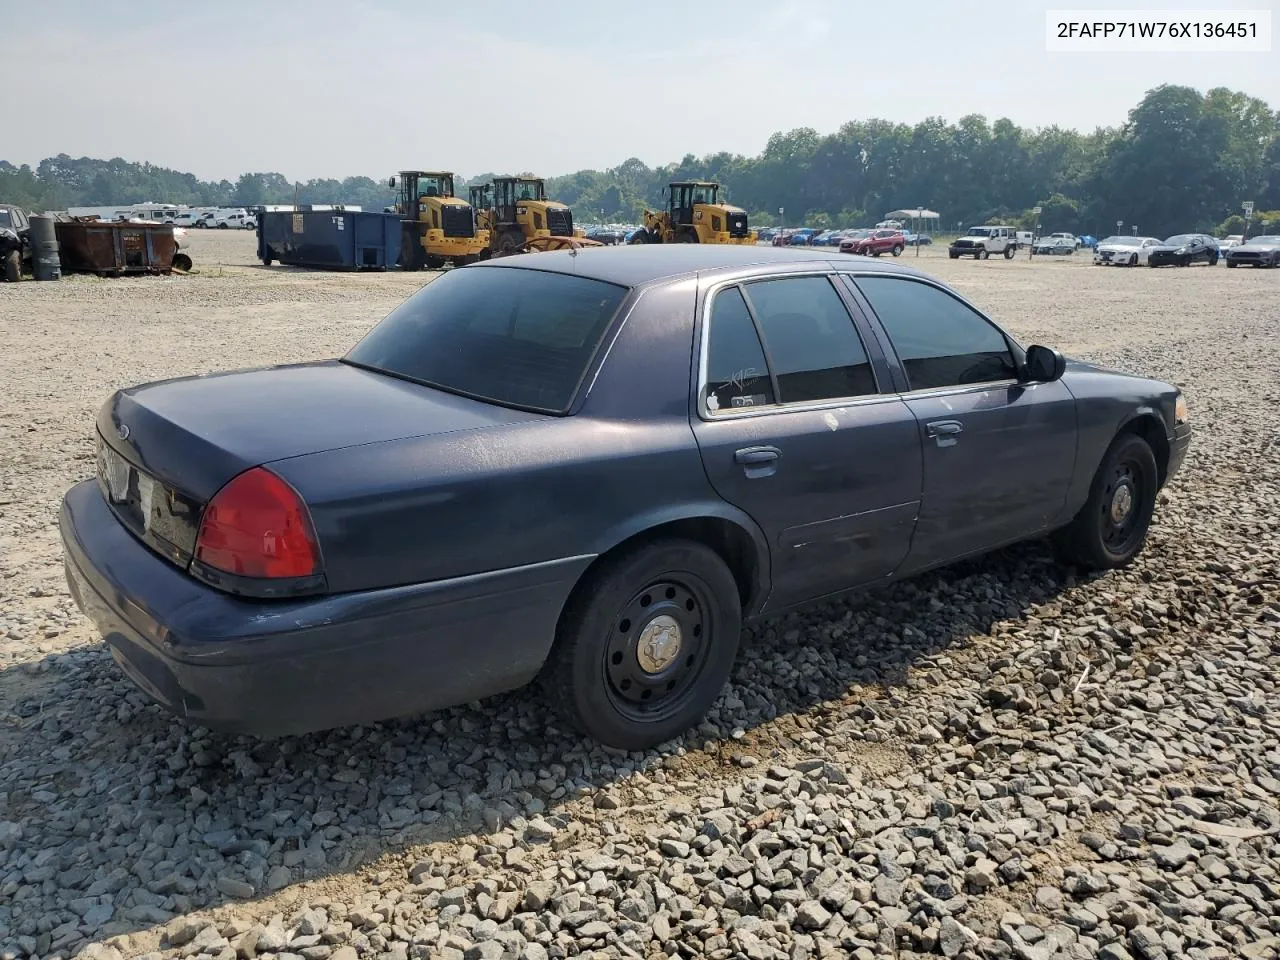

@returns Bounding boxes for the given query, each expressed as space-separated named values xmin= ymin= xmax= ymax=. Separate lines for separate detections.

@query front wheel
xmin=891 ymin=245 xmax=903 ymax=257
xmin=1052 ymin=433 xmax=1158 ymax=570
xmin=1128 ymin=254 xmax=1137 ymax=266
xmin=1227 ymin=260 xmax=1238 ymax=268
xmin=3 ymin=249 xmax=19 ymax=283
xmin=546 ymin=539 xmax=742 ymax=750
xmin=948 ymin=251 xmax=959 ymax=259
xmin=977 ymin=248 xmax=989 ymax=260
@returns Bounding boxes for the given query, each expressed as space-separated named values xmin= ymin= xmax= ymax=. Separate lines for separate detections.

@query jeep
xmin=949 ymin=225 xmax=1018 ymax=260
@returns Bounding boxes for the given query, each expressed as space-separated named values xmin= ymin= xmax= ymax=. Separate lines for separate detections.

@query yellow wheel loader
xmin=629 ymin=181 xmax=755 ymax=245
xmin=468 ymin=177 xmax=601 ymax=256
xmin=390 ymin=171 xmax=489 ymax=269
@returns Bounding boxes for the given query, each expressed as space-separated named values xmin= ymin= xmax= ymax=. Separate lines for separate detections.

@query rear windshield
xmin=344 ymin=266 xmax=628 ymax=413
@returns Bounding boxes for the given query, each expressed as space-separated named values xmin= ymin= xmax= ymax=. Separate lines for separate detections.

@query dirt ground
xmin=0 ymin=230 xmax=1277 ymax=960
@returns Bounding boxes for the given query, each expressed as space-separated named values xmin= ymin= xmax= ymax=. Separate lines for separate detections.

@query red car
xmin=841 ymin=229 xmax=905 ymax=257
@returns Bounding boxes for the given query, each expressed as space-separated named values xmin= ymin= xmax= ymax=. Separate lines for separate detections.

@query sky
xmin=3 ymin=0 xmax=1277 ymax=182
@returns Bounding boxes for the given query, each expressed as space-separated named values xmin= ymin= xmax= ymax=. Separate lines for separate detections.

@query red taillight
xmin=194 ymin=467 xmax=319 ymax=579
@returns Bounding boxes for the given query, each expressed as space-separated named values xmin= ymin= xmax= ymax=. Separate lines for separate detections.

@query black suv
xmin=1 ymin=204 xmax=32 ymax=282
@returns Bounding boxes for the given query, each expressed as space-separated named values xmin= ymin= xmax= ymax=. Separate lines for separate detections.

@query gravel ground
xmin=0 ymin=232 xmax=1277 ymax=960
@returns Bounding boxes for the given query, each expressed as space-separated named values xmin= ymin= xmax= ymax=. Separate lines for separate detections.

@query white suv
xmin=948 ymin=225 xmax=1018 ymax=260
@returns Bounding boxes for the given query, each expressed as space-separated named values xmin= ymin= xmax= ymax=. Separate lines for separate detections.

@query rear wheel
xmin=3 ymin=249 xmax=20 ymax=283
xmin=891 ymin=245 xmax=903 ymax=256
xmin=1208 ymin=254 xmax=1219 ymax=266
xmin=1052 ymin=433 xmax=1158 ymax=570
xmin=172 ymin=253 xmax=193 ymax=272
xmin=628 ymin=229 xmax=649 ymax=244
xmin=497 ymin=231 xmax=523 ymax=256
xmin=1003 ymin=245 xmax=1015 ymax=259
xmin=546 ymin=539 xmax=742 ymax=750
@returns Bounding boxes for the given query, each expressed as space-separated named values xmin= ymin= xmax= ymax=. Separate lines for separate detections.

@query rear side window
xmin=703 ymin=275 xmax=877 ymax=413
xmin=704 ymin=287 xmax=774 ymax=412
xmin=345 ymin=266 xmax=627 ymax=413
xmin=854 ymin=277 xmax=1017 ymax=391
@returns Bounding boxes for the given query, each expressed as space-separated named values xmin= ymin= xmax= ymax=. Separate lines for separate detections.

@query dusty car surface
xmin=61 ymin=246 xmax=1191 ymax=749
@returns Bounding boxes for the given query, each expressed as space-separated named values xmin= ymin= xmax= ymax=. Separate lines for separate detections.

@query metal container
xmin=29 ymin=215 xmax=61 ymax=281
xmin=257 ymin=210 xmax=401 ymax=271
xmin=55 ymin=219 xmax=177 ymax=275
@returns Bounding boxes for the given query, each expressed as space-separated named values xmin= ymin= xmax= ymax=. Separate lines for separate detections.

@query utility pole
xmin=1029 ymin=206 xmax=1041 ymax=259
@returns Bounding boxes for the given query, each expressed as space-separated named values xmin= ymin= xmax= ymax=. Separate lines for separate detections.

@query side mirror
xmin=1023 ymin=344 xmax=1066 ymax=383
xmin=388 ymin=177 xmax=397 ymax=189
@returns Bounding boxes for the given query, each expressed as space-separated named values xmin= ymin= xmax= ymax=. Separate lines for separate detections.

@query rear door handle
xmin=734 ymin=445 xmax=781 ymax=478
xmin=926 ymin=420 xmax=963 ymax=447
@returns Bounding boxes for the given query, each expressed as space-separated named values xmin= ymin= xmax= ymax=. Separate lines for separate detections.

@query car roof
xmin=472 ymin=244 xmax=927 ymax=287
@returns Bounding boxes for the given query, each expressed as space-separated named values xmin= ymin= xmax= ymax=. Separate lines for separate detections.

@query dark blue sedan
xmin=61 ymin=247 xmax=1191 ymax=749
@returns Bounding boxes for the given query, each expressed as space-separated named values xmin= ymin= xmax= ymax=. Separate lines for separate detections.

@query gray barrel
xmin=29 ymin=215 xmax=61 ymax=281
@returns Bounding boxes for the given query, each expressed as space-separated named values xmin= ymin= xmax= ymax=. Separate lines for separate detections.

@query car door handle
xmin=734 ymin=446 xmax=780 ymax=465
xmin=926 ymin=420 xmax=963 ymax=447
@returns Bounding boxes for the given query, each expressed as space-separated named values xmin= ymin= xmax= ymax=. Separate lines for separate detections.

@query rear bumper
xmin=60 ymin=480 xmax=592 ymax=737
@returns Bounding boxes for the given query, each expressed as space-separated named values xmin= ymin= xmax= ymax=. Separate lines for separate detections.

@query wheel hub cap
xmin=1110 ymin=484 xmax=1134 ymax=524
xmin=636 ymin=615 xmax=682 ymax=674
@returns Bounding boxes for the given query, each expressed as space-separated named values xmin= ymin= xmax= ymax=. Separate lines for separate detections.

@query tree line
xmin=3 ymin=85 xmax=1277 ymax=238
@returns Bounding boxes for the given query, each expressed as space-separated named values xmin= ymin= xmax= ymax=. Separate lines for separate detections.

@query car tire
xmin=948 ymin=251 xmax=959 ymax=259
xmin=1208 ymin=255 xmax=1218 ymax=266
xmin=1003 ymin=245 xmax=1015 ymax=260
xmin=1128 ymin=254 xmax=1137 ymax=266
xmin=1227 ymin=260 xmax=1237 ymax=268
xmin=891 ymin=245 xmax=903 ymax=257
xmin=3 ymin=249 xmax=19 ymax=283
xmin=1052 ymin=432 xmax=1159 ymax=571
xmin=978 ymin=248 xmax=989 ymax=260
xmin=546 ymin=539 xmax=742 ymax=750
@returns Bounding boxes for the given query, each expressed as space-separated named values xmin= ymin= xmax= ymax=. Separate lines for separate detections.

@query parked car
xmin=1217 ymin=235 xmax=1244 ymax=253
xmin=836 ymin=230 xmax=873 ymax=253
xmin=0 ymin=204 xmax=32 ymax=282
xmin=843 ymin=229 xmax=906 ymax=257
xmin=1032 ymin=237 xmax=1076 ymax=256
xmin=949 ymin=225 xmax=1018 ymax=260
xmin=1224 ymin=235 xmax=1280 ymax=268
xmin=756 ymin=228 xmax=778 ymax=244
xmin=787 ymin=228 xmax=820 ymax=246
xmin=586 ymin=227 xmax=627 ymax=246
xmin=1147 ymin=234 xmax=1219 ymax=267
xmin=1077 ymin=235 xmax=1097 ymax=250
xmin=1092 ymin=236 xmax=1162 ymax=266
xmin=1047 ymin=232 xmax=1080 ymax=249
xmin=216 ymin=211 xmax=257 ymax=230
xmin=61 ymin=246 xmax=1191 ymax=749
xmin=1015 ymin=231 xmax=1034 ymax=249
xmin=909 ymin=234 xmax=933 ymax=246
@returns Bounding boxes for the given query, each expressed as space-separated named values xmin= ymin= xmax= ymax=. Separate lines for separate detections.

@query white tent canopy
xmin=883 ymin=208 xmax=942 ymax=237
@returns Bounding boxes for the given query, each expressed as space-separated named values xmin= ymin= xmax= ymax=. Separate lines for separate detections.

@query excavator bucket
xmin=524 ymin=236 xmax=604 ymax=253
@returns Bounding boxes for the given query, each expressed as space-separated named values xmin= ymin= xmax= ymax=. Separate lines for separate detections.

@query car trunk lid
xmin=96 ymin=360 xmax=544 ymax=568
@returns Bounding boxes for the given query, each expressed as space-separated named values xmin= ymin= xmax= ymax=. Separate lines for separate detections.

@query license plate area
xmin=95 ymin=434 xmax=200 ymax=566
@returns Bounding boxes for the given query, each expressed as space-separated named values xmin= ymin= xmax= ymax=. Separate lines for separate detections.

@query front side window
xmin=345 ymin=266 xmax=627 ymax=413
xmin=854 ymin=277 xmax=1017 ymax=391
xmin=703 ymin=276 xmax=877 ymax=413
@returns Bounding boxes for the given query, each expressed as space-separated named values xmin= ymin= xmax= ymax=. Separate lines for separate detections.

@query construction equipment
xmin=629 ymin=181 xmax=755 ymax=245
xmin=470 ymin=176 xmax=601 ymax=256
xmin=390 ymin=171 xmax=489 ymax=269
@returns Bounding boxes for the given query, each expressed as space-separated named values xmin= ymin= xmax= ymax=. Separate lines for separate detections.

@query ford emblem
xmin=116 ymin=423 xmax=130 ymax=441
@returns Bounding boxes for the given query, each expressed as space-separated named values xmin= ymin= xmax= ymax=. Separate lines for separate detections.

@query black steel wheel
xmin=1052 ymin=433 xmax=1158 ymax=570
xmin=547 ymin=539 xmax=741 ymax=750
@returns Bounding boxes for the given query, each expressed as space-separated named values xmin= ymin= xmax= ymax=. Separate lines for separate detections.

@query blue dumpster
xmin=258 ymin=210 xmax=401 ymax=271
